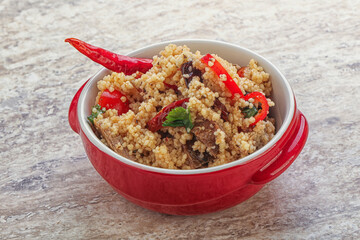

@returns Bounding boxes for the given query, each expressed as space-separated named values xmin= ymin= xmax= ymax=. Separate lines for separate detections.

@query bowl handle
xmin=68 ymin=80 xmax=89 ymax=134
xmin=251 ymin=109 xmax=309 ymax=185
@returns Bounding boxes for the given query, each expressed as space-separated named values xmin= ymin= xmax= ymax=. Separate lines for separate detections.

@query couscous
xmin=67 ymin=39 xmax=276 ymax=169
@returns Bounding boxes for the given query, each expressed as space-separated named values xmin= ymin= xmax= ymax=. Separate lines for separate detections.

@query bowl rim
xmin=77 ymin=39 xmax=295 ymax=175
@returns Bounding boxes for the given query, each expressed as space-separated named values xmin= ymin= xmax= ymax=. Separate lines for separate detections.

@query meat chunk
xmin=183 ymin=140 xmax=211 ymax=169
xmin=192 ymin=119 xmax=222 ymax=156
xmin=94 ymin=119 xmax=136 ymax=160
xmin=212 ymin=98 xmax=229 ymax=122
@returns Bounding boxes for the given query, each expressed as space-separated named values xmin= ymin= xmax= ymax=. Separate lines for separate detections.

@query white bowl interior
xmin=78 ymin=39 xmax=294 ymax=174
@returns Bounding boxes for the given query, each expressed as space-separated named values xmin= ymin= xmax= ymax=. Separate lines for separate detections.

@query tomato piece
xmin=98 ymin=89 xmax=129 ymax=115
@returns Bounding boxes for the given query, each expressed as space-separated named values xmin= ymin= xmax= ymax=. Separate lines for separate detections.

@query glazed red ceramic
xmin=68 ymin=40 xmax=308 ymax=215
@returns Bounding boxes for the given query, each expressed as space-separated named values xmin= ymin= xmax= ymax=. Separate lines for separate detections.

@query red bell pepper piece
xmin=201 ymin=54 xmax=244 ymax=99
xmin=147 ymin=98 xmax=189 ymax=132
xmin=65 ymin=38 xmax=153 ymax=75
xmin=98 ymin=89 xmax=129 ymax=115
xmin=244 ymin=92 xmax=269 ymax=126
xmin=201 ymin=54 xmax=269 ymax=126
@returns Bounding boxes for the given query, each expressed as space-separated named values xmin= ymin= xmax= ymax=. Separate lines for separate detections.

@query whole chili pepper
xmin=65 ymin=38 xmax=153 ymax=75
xmin=147 ymin=98 xmax=189 ymax=132
xmin=201 ymin=54 xmax=269 ymax=126
xmin=244 ymin=92 xmax=269 ymax=126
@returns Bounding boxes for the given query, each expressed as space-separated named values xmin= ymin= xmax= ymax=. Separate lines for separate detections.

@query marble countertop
xmin=1 ymin=0 xmax=359 ymax=239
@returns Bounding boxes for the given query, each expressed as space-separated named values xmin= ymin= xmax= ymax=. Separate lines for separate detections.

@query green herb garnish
xmin=162 ymin=107 xmax=194 ymax=133
xmin=243 ymin=106 xmax=258 ymax=118
xmin=87 ymin=104 xmax=106 ymax=124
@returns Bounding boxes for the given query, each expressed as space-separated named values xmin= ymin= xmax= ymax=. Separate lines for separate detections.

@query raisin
xmin=181 ymin=61 xmax=202 ymax=87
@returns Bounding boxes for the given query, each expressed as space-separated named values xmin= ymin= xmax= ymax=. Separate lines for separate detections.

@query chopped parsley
xmin=243 ymin=106 xmax=258 ymax=118
xmin=87 ymin=104 xmax=106 ymax=124
xmin=162 ymin=107 xmax=194 ymax=133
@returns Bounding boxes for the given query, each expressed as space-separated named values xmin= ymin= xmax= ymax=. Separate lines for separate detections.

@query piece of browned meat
xmin=192 ymin=119 xmax=222 ymax=156
xmin=94 ymin=119 xmax=136 ymax=160
xmin=183 ymin=140 xmax=212 ymax=169
xmin=212 ymin=98 xmax=229 ymax=122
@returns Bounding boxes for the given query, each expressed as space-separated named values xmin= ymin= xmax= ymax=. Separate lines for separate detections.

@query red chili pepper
xmin=98 ymin=89 xmax=129 ymax=115
xmin=244 ymin=92 xmax=269 ymax=126
xmin=201 ymin=54 xmax=244 ymax=99
xmin=201 ymin=54 xmax=269 ymax=126
xmin=147 ymin=98 xmax=189 ymax=132
xmin=65 ymin=38 xmax=153 ymax=75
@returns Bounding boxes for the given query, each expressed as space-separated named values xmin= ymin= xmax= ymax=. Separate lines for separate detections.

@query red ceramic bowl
xmin=68 ymin=40 xmax=308 ymax=215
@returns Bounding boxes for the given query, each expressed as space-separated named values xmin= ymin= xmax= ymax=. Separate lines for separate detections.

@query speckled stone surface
xmin=1 ymin=0 xmax=359 ymax=239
